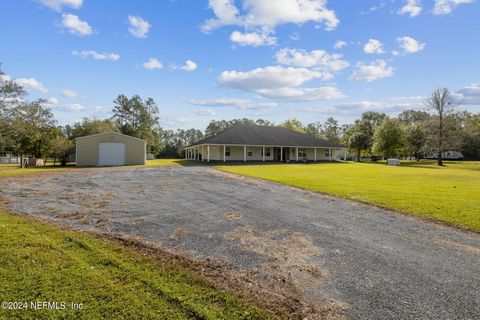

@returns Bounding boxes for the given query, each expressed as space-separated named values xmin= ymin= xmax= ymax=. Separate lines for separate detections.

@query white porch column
xmin=329 ymin=148 xmax=332 ymax=162
xmin=314 ymin=148 xmax=317 ymax=162
xmin=244 ymin=145 xmax=247 ymax=162
xmin=280 ymin=147 xmax=283 ymax=162
xmin=185 ymin=148 xmax=187 ymax=160
xmin=262 ymin=146 xmax=265 ymax=162
xmin=344 ymin=148 xmax=347 ymax=161
xmin=223 ymin=145 xmax=226 ymax=162
xmin=296 ymin=147 xmax=299 ymax=161
xmin=207 ymin=145 xmax=210 ymax=162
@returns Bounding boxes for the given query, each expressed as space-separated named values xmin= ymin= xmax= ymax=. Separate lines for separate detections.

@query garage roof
xmin=75 ymin=131 xmax=146 ymax=143
xmin=190 ymin=125 xmax=344 ymax=148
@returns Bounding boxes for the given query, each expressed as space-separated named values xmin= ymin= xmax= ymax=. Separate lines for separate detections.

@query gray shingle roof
xmin=190 ymin=125 xmax=344 ymax=148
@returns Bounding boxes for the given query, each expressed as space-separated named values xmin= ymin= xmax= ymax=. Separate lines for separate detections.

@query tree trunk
xmin=438 ymin=107 xmax=444 ymax=166
xmin=357 ymin=149 xmax=361 ymax=162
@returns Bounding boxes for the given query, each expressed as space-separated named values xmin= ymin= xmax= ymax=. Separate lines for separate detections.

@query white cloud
xmin=65 ymin=103 xmax=85 ymax=111
xmin=363 ymin=39 xmax=385 ymax=54
xmin=230 ymin=31 xmax=277 ymax=46
xmin=456 ymin=83 xmax=480 ymax=104
xmin=397 ymin=36 xmax=425 ymax=53
xmin=219 ymin=66 xmax=328 ymax=91
xmin=275 ymin=48 xmax=349 ymax=72
xmin=193 ymin=108 xmax=217 ymax=116
xmin=59 ymin=13 xmax=92 ymax=36
xmin=46 ymin=97 xmax=59 ymax=105
xmin=255 ymin=102 xmax=277 ymax=109
xmin=218 ymin=65 xmax=344 ymax=101
xmin=189 ymin=98 xmax=277 ymax=109
xmin=433 ymin=0 xmax=475 ymax=15
xmin=190 ymin=98 xmax=250 ymax=108
xmin=61 ymin=89 xmax=78 ymax=97
xmin=398 ymin=0 xmax=423 ymax=17
xmin=128 ymin=15 xmax=151 ymax=38
xmin=72 ymin=50 xmax=120 ymax=61
xmin=51 ymin=103 xmax=86 ymax=111
xmin=0 ymin=74 xmax=11 ymax=82
xmin=142 ymin=58 xmax=163 ymax=70
xmin=15 ymin=78 xmax=48 ymax=93
xmin=360 ymin=1 xmax=388 ymax=15
xmin=289 ymin=32 xmax=300 ymax=41
xmin=257 ymin=86 xmax=345 ymax=101
xmin=202 ymin=0 xmax=339 ymax=33
xmin=301 ymin=96 xmax=426 ymax=116
xmin=174 ymin=60 xmax=198 ymax=72
xmin=334 ymin=40 xmax=347 ymax=49
xmin=349 ymin=60 xmax=394 ymax=82
xmin=38 ymin=0 xmax=82 ymax=11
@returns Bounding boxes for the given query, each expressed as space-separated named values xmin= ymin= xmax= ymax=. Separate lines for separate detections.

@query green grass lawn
xmin=217 ymin=161 xmax=480 ymax=232
xmin=0 ymin=163 xmax=71 ymax=178
xmin=0 ymin=165 xmax=274 ymax=319
xmin=146 ymin=159 xmax=190 ymax=166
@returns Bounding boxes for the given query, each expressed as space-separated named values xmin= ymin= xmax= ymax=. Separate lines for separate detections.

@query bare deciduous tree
xmin=425 ymin=88 xmax=457 ymax=166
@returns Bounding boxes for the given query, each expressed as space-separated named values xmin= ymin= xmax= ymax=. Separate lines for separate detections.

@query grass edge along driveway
xmin=217 ymin=161 xmax=480 ymax=232
xmin=0 ymin=212 xmax=276 ymax=320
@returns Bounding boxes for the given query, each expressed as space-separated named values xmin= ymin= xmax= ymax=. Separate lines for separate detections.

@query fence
xmin=0 ymin=157 xmax=20 ymax=164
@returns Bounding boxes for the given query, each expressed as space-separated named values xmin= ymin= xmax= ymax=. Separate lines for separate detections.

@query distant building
xmin=422 ymin=151 xmax=464 ymax=160
xmin=75 ymin=132 xmax=146 ymax=167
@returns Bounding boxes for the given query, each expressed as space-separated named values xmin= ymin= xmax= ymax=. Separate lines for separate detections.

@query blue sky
xmin=1 ymin=0 xmax=479 ymax=129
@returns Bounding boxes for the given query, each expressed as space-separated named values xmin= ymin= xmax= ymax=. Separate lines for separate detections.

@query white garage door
xmin=98 ymin=143 xmax=126 ymax=166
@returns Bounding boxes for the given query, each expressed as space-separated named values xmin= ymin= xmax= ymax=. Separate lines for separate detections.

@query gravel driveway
xmin=2 ymin=166 xmax=479 ymax=319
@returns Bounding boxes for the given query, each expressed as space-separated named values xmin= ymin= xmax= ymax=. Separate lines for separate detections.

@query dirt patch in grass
xmin=224 ymin=226 xmax=335 ymax=316
xmin=226 ymin=226 xmax=323 ymax=263
xmin=431 ymin=237 xmax=480 ymax=255
xmin=225 ymin=211 xmax=243 ymax=220
xmin=170 ymin=228 xmax=186 ymax=241
xmin=80 ymin=200 xmax=110 ymax=209
xmin=96 ymin=217 xmax=109 ymax=226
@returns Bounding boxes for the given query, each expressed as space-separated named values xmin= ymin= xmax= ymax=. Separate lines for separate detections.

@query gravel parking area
xmin=2 ymin=166 xmax=479 ymax=319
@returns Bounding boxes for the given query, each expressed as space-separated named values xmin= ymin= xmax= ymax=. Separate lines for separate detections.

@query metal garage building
xmin=75 ymin=132 xmax=146 ymax=167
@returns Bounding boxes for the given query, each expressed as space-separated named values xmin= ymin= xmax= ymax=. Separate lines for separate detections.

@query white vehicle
xmin=423 ymin=151 xmax=464 ymax=160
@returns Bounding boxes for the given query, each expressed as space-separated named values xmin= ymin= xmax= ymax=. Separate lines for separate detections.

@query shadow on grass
xmin=174 ymin=160 xmax=350 ymax=167
xmin=353 ymin=160 xmax=480 ymax=171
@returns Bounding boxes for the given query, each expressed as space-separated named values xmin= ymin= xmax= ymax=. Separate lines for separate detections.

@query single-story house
xmin=75 ymin=132 xmax=146 ymax=167
xmin=185 ymin=124 xmax=347 ymax=162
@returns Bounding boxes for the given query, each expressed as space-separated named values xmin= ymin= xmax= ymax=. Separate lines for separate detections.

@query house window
xmin=261 ymin=148 xmax=271 ymax=157
xmin=298 ymin=148 xmax=307 ymax=157
xmin=225 ymin=146 xmax=231 ymax=157
xmin=247 ymin=147 xmax=253 ymax=157
xmin=325 ymin=149 xmax=330 ymax=157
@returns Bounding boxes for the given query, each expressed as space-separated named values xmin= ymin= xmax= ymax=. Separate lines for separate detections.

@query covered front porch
xmin=184 ymin=145 xmax=348 ymax=162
